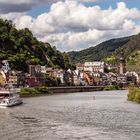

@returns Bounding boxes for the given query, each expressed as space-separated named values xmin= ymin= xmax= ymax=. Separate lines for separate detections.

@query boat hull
xmin=0 ymin=100 xmax=22 ymax=107
xmin=0 ymin=91 xmax=23 ymax=107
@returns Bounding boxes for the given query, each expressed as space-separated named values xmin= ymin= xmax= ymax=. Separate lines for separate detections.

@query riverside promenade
xmin=49 ymin=86 xmax=105 ymax=93
xmin=15 ymin=86 xmax=104 ymax=93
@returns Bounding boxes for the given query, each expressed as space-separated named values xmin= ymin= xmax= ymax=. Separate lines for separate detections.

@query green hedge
xmin=45 ymin=75 xmax=61 ymax=87
xmin=19 ymin=87 xmax=51 ymax=97
xmin=128 ymin=87 xmax=140 ymax=103
xmin=104 ymin=85 xmax=122 ymax=91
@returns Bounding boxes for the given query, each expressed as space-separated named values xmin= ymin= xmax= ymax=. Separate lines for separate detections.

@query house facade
xmin=84 ymin=61 xmax=105 ymax=73
xmin=76 ymin=63 xmax=84 ymax=71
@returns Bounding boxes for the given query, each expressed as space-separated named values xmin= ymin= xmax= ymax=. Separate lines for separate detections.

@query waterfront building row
xmin=0 ymin=60 xmax=139 ymax=87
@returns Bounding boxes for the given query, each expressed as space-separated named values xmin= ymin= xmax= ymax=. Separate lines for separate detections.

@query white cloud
xmin=4 ymin=1 xmax=140 ymax=51
xmin=15 ymin=15 xmax=34 ymax=29
xmin=0 ymin=12 xmax=25 ymax=21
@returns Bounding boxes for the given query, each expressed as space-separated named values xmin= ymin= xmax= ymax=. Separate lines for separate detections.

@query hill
xmin=0 ymin=19 xmax=71 ymax=72
xmin=68 ymin=36 xmax=131 ymax=64
xmin=106 ymin=33 xmax=140 ymax=72
xmin=69 ymin=32 xmax=140 ymax=73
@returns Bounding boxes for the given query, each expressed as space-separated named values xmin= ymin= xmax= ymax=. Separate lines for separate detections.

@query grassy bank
xmin=104 ymin=85 xmax=123 ymax=91
xmin=128 ymin=87 xmax=140 ymax=103
xmin=19 ymin=85 xmax=124 ymax=97
xmin=19 ymin=87 xmax=51 ymax=97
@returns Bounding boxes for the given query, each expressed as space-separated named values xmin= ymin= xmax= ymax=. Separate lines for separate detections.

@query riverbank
xmin=128 ymin=87 xmax=140 ymax=103
xmin=19 ymin=87 xmax=52 ymax=97
xmin=49 ymin=86 xmax=105 ymax=93
xmin=19 ymin=86 xmax=105 ymax=97
xmin=19 ymin=85 xmax=126 ymax=97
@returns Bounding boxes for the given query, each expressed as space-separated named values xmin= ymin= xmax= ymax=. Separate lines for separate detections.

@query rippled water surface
xmin=0 ymin=90 xmax=140 ymax=140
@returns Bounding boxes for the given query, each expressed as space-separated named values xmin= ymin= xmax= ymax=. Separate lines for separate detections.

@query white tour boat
xmin=0 ymin=90 xmax=22 ymax=107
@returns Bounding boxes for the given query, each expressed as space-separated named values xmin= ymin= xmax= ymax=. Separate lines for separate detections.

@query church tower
xmin=119 ymin=51 xmax=126 ymax=75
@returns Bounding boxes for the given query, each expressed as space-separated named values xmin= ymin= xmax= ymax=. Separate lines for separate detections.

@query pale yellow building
xmin=84 ymin=62 xmax=105 ymax=73
xmin=0 ymin=71 xmax=6 ymax=86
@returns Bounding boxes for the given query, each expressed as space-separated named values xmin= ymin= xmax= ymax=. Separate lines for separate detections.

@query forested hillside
xmin=69 ymin=30 xmax=140 ymax=72
xmin=68 ymin=36 xmax=131 ymax=64
xmin=106 ymin=33 xmax=140 ymax=72
xmin=1 ymin=18 xmax=140 ymax=73
xmin=0 ymin=19 xmax=71 ymax=72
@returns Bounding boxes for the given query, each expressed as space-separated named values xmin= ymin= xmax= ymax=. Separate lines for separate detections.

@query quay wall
xmin=49 ymin=86 xmax=105 ymax=94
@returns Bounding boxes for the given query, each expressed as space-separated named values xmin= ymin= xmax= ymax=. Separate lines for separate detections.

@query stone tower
xmin=119 ymin=51 xmax=126 ymax=75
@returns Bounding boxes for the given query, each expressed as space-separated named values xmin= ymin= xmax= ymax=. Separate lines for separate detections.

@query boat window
xmin=9 ymin=94 xmax=14 ymax=97
xmin=0 ymin=94 xmax=9 ymax=97
xmin=0 ymin=95 xmax=4 ymax=99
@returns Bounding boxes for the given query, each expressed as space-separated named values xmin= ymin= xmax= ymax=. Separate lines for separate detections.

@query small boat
xmin=0 ymin=90 xmax=22 ymax=107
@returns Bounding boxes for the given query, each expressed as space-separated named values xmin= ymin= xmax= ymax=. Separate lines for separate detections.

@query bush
xmin=45 ymin=75 xmax=61 ymax=87
xmin=128 ymin=87 xmax=140 ymax=103
xmin=134 ymin=92 xmax=140 ymax=103
xmin=20 ymin=87 xmax=50 ymax=97
xmin=104 ymin=85 xmax=122 ymax=91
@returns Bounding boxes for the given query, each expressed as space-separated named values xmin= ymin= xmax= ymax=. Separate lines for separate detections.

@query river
xmin=0 ymin=90 xmax=140 ymax=140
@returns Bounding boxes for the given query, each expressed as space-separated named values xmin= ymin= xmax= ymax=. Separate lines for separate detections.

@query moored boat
xmin=0 ymin=90 xmax=22 ymax=107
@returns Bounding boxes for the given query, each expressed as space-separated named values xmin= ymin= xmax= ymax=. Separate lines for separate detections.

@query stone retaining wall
xmin=49 ymin=86 xmax=105 ymax=93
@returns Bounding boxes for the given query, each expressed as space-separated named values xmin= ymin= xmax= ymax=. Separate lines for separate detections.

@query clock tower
xmin=119 ymin=51 xmax=126 ymax=75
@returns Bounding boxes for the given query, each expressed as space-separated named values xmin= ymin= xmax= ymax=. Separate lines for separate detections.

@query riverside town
xmin=0 ymin=51 xmax=138 ymax=88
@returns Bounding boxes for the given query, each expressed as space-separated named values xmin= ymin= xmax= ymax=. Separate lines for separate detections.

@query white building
xmin=73 ymin=70 xmax=80 ymax=86
xmin=84 ymin=61 xmax=105 ymax=73
xmin=41 ymin=66 xmax=47 ymax=74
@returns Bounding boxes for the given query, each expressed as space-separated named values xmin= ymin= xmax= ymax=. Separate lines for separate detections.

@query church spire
xmin=119 ymin=50 xmax=126 ymax=75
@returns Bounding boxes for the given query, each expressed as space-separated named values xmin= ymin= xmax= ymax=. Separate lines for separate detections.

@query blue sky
xmin=80 ymin=0 xmax=140 ymax=10
xmin=27 ymin=4 xmax=51 ymax=18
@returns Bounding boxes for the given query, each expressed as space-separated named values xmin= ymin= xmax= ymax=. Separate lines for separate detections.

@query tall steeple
xmin=119 ymin=50 xmax=126 ymax=75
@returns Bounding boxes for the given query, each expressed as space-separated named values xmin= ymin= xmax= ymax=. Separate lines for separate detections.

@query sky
xmin=0 ymin=0 xmax=140 ymax=52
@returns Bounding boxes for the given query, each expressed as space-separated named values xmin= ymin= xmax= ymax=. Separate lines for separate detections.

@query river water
xmin=0 ymin=90 xmax=140 ymax=140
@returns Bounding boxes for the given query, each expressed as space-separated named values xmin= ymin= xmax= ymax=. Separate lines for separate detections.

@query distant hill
xmin=68 ymin=36 xmax=131 ymax=64
xmin=69 ymin=32 xmax=140 ymax=73
xmin=106 ymin=33 xmax=140 ymax=73
xmin=0 ymin=18 xmax=71 ymax=72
